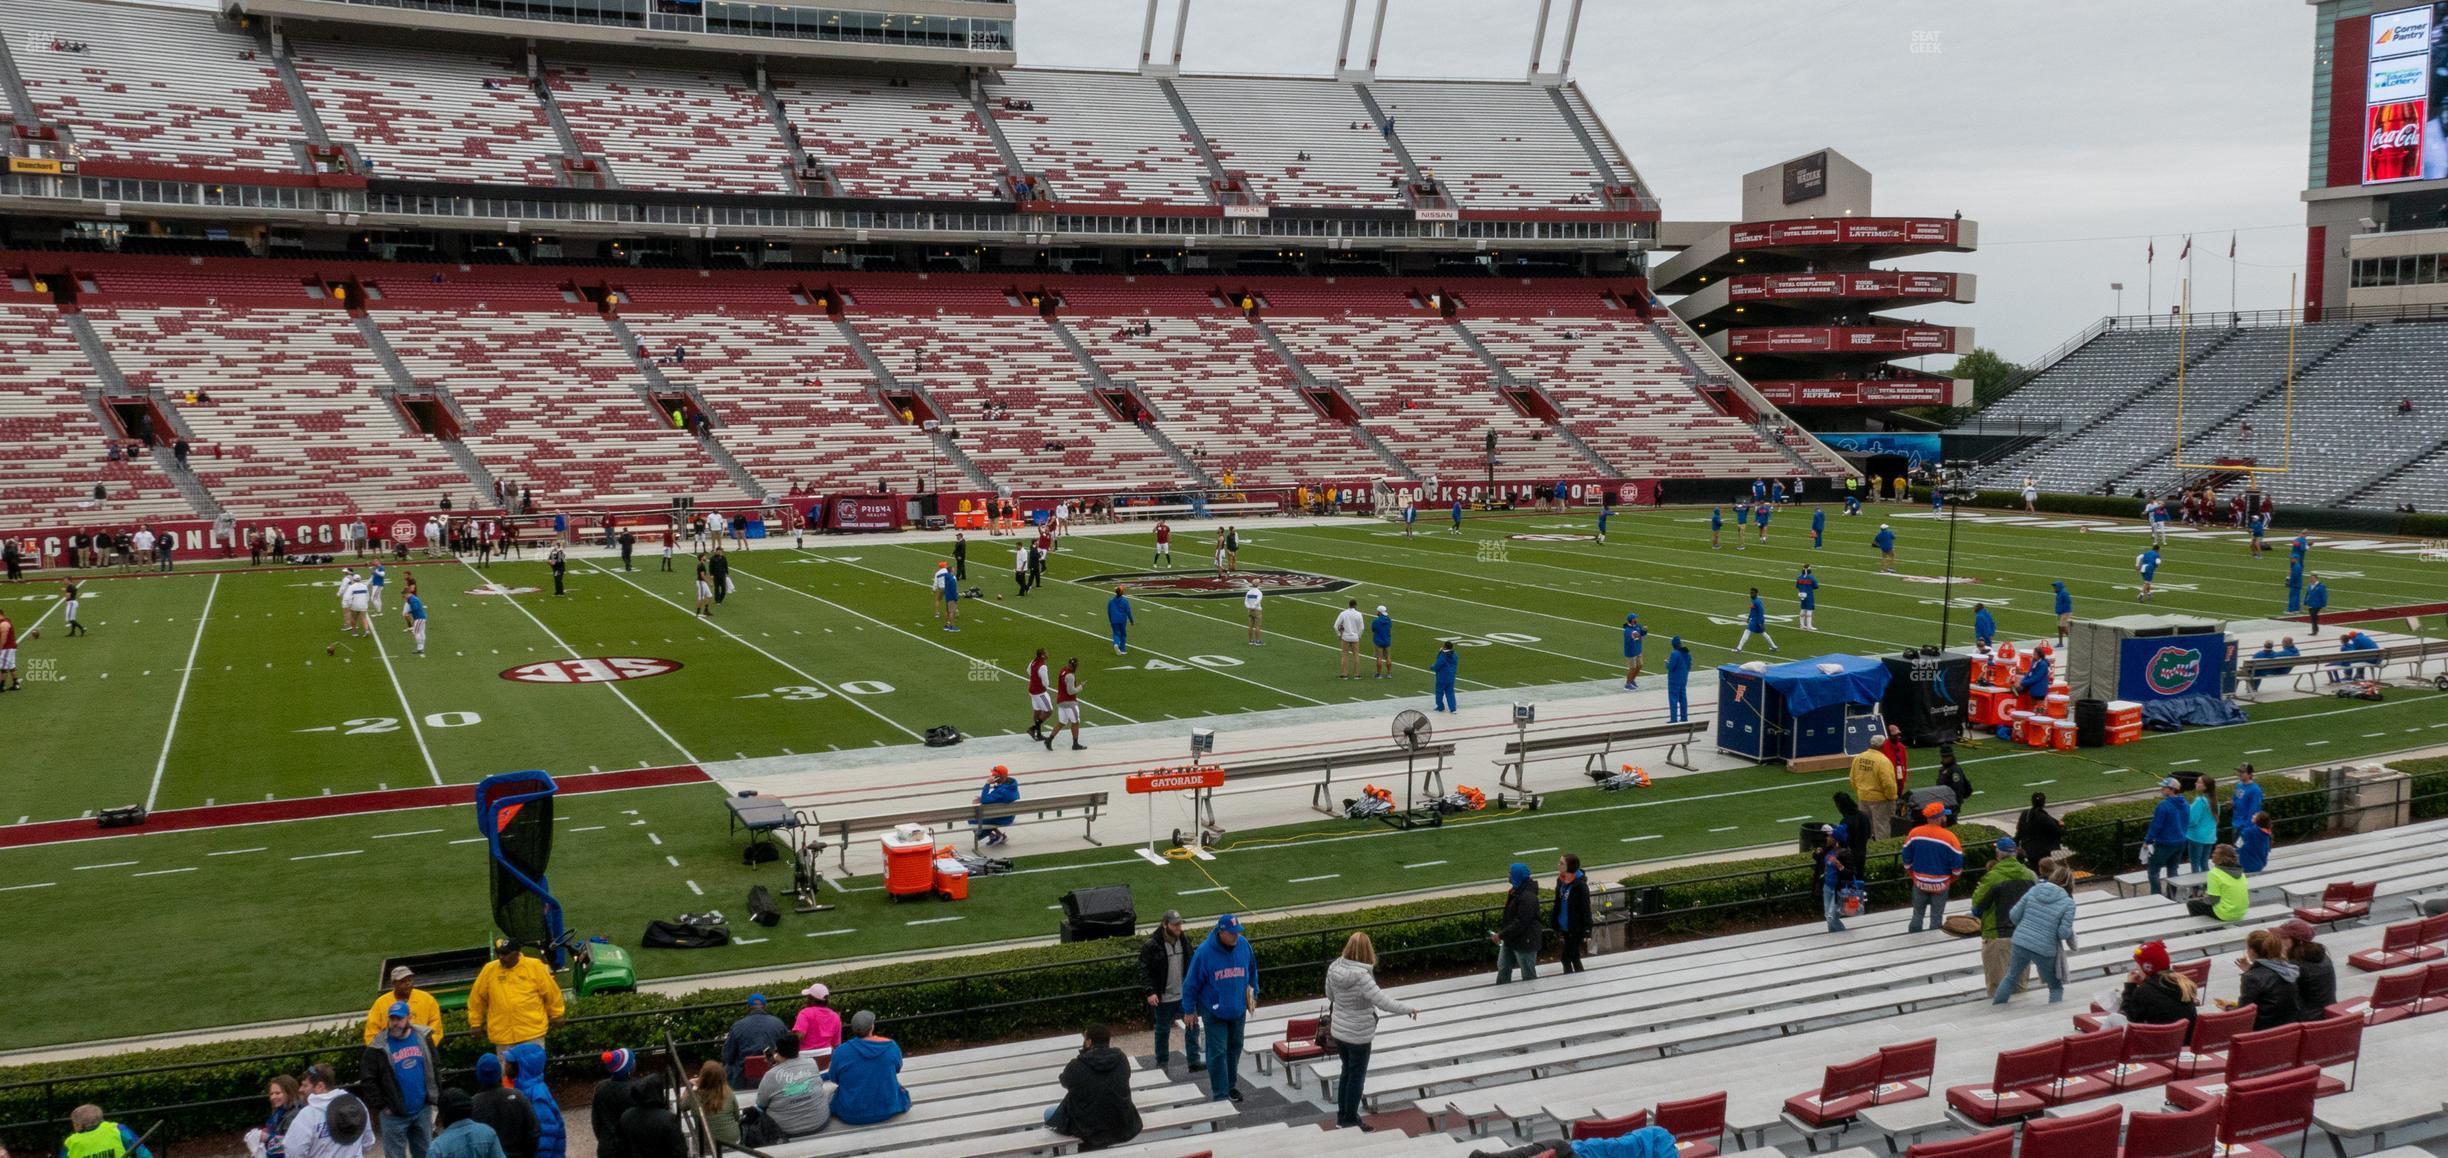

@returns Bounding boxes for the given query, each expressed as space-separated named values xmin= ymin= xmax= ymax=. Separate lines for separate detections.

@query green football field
xmin=3 ymin=507 xmax=2444 ymax=1048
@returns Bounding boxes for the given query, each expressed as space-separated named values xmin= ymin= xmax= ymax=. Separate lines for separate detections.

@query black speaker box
xmin=2074 ymin=698 xmax=2108 ymax=748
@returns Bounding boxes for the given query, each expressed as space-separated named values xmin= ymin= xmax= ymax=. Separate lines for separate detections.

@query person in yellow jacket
xmin=1847 ymin=747 xmax=1901 ymax=840
xmin=363 ymin=964 xmax=445 ymax=1046
xmin=466 ymin=939 xmax=565 ymax=1049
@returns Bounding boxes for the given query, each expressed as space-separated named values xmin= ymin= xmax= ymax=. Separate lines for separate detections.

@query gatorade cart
xmin=882 ymin=823 xmax=937 ymax=902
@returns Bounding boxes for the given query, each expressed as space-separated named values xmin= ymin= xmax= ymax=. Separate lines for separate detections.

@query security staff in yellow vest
xmin=63 ymin=1105 xmax=152 ymax=1158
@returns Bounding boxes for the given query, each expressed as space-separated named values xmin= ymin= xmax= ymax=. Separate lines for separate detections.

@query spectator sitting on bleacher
xmin=1994 ymin=860 xmax=2078 ymax=1004
xmin=2247 ymin=640 xmax=2279 ymax=691
xmin=2185 ymin=844 xmax=2249 ymax=923
xmin=2107 ymin=941 xmax=2200 ymax=1030
xmin=62 ymin=1104 xmax=156 ymax=1158
xmin=1042 ymin=1024 xmax=1141 ymax=1148
xmin=749 ymin=1033 xmax=828 ymax=1140
xmin=2331 ymin=630 xmax=2381 ymax=681
xmin=2221 ymin=929 xmax=2302 ymax=1030
xmin=1900 ymin=802 xmax=1963 ymax=936
xmin=1969 ymin=838 xmax=2035 ymax=991
xmin=689 ymin=1063 xmax=736 ymax=1150
xmin=722 ymin=996 xmax=788 ymax=1089
xmin=790 ymin=983 xmax=842 ymax=1057
xmin=2277 ymin=919 xmax=2337 ymax=1018
xmin=826 ymin=1012 xmax=911 ymax=1126
xmin=2237 ymin=811 xmax=2273 ymax=873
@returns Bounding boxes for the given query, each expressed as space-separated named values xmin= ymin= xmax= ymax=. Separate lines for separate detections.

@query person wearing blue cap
xmin=721 ymin=996 xmax=788 ymax=1090
xmin=364 ymin=1001 xmax=440 ymax=1158
xmin=1491 ymin=863 xmax=1543 ymax=983
xmin=1873 ymin=523 xmax=1897 ymax=573
xmin=1665 ymin=637 xmax=1691 ymax=724
xmin=1620 ymin=612 xmax=1647 ymax=690
xmin=467 ymin=1056 xmax=537 ymax=1158
xmin=1180 ymin=914 xmax=1259 ymax=1103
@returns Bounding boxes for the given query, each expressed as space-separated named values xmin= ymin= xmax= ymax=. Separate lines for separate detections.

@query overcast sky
xmin=1018 ymin=0 xmax=2319 ymax=364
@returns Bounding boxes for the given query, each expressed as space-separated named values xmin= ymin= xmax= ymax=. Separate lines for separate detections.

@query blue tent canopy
xmin=1716 ymin=654 xmax=1892 ymax=718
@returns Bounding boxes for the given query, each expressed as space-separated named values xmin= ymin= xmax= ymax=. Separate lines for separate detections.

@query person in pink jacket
xmin=791 ymin=983 xmax=843 ymax=1059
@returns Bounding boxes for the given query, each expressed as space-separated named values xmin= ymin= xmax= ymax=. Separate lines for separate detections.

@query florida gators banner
xmin=2115 ymin=632 xmax=2234 ymax=703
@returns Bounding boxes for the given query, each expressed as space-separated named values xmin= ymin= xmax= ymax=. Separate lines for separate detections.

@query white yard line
xmin=365 ymin=604 xmax=443 ymax=786
xmin=580 ymin=560 xmax=924 ymax=741
xmin=144 ymin=572 xmax=219 ymax=812
xmin=731 ymin=564 xmax=1142 ymax=724
xmin=455 ymin=558 xmax=699 ymax=763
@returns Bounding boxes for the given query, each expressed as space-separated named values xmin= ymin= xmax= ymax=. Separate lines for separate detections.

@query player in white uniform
xmin=1243 ymin=581 xmax=1265 ymax=646
xmin=341 ymin=574 xmax=373 ymax=636
xmin=1025 ymin=648 xmax=1054 ymax=740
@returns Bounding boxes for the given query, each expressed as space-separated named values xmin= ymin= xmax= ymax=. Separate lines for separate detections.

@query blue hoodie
xmin=1973 ymin=606 xmax=1996 ymax=642
xmin=1710 ymin=508 xmax=1722 ymax=530
xmin=2017 ymin=654 xmax=2052 ymax=700
xmin=827 ymin=1034 xmax=910 ymax=1125
xmin=1568 ymin=1126 xmax=1681 ymax=1158
xmin=2053 ymin=582 xmax=2072 ymax=616
xmin=1665 ymin=640 xmax=1690 ymax=687
xmin=1622 ymin=617 xmax=1646 ymax=657
xmin=1431 ymin=648 xmax=1457 ymax=683
xmin=1107 ymin=593 xmax=1133 ymax=626
xmin=1756 ymin=505 xmax=1773 ymax=527
xmin=1811 ymin=509 xmax=1825 ymax=535
xmin=977 ymin=775 xmax=1019 ymax=827
xmin=1794 ymin=572 xmax=1817 ymax=609
xmin=1370 ymin=613 xmax=1392 ymax=648
xmin=503 ymin=1044 xmax=563 ymax=1158
xmin=1180 ymin=915 xmax=1258 ymax=1021
xmin=2144 ymin=792 xmax=2191 ymax=847
xmin=2237 ymin=822 xmax=2272 ymax=873
xmin=1874 ymin=527 xmax=1895 ymax=552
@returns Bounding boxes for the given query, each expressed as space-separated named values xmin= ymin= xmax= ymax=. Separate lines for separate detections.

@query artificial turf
xmin=2 ymin=508 xmax=2441 ymax=1046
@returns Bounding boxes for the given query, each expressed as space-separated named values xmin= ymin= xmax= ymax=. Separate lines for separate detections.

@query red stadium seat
xmin=1943 ymin=1040 xmax=2060 ymax=1127
xmin=2213 ymin=1065 xmax=2320 ymax=1157
xmin=1568 ymin=1109 xmax=1648 ymax=1141
xmin=2166 ymin=1024 xmax=2302 ymax=1110
xmin=2295 ymin=1012 xmax=2363 ymax=1096
xmin=1904 ymin=1126 xmax=2014 ymax=1157
xmin=2110 ymin=1020 xmax=2188 ymax=1090
xmin=2173 ymin=1006 xmax=2258 ymax=1078
xmin=2327 ymin=967 xmax=2424 ymax=1025
xmin=2041 ymin=1027 xmax=2123 ymax=1105
xmin=1874 ymin=1038 xmax=1939 ymax=1103
xmin=1781 ymin=1053 xmax=1882 ymax=1131
xmin=2021 ymin=1103 xmax=2123 ymax=1158
xmin=2346 ymin=920 xmax=2445 ymax=972
xmin=2120 ymin=1098 xmax=2222 ymax=1158
xmin=1651 ymin=1091 xmax=1726 ymax=1158
xmin=2290 ymin=881 xmax=2374 ymax=925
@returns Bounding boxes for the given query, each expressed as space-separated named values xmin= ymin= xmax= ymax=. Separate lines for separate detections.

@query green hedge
xmin=1617 ymin=824 xmax=2006 ymax=938
xmin=0 ymin=891 xmax=1513 ymax=1149
xmin=2399 ymin=756 xmax=2448 ymax=822
xmin=2055 ymin=774 xmax=2329 ymax=873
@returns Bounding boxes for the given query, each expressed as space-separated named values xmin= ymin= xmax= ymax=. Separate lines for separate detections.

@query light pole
xmin=2111 ymin=281 xmax=2124 ymax=318
xmin=1935 ymin=461 xmax=1972 ymax=654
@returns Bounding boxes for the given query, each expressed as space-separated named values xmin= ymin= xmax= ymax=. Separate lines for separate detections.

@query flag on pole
xmin=2180 ymin=236 xmax=2192 ymax=260
xmin=2229 ymin=233 xmax=2237 ymax=258
xmin=2147 ymin=239 xmax=2155 ymax=263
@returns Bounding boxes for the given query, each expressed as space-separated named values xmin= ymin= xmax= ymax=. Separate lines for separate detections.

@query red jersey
xmin=1026 ymin=661 xmax=1048 ymax=696
xmin=1056 ymin=669 xmax=1080 ymax=704
xmin=1154 ymin=523 xmax=1171 ymax=544
xmin=0 ymin=621 xmax=16 ymax=649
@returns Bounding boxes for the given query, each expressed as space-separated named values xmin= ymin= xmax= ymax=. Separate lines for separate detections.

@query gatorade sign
xmin=1126 ymin=767 xmax=1226 ymax=794
xmin=501 ymin=657 xmax=683 ymax=684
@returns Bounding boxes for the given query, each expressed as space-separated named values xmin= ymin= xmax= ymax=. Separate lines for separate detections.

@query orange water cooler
xmin=882 ymin=824 xmax=937 ymax=899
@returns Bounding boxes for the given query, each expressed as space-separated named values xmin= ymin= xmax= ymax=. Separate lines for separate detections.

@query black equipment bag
xmin=747 ymin=884 xmax=781 ymax=927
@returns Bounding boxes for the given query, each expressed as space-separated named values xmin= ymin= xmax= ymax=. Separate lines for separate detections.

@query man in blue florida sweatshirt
xmin=1107 ymin=585 xmax=1134 ymax=655
xmin=2302 ymin=573 xmax=2329 ymax=636
xmin=1431 ymin=641 xmax=1459 ymax=712
xmin=1873 ymin=523 xmax=1897 ymax=573
xmin=1369 ymin=605 xmax=1394 ymax=679
xmin=1665 ymin=637 xmax=1692 ymax=724
xmin=2286 ymin=551 xmax=2306 ymax=614
xmin=2143 ymin=778 xmax=2193 ymax=897
xmin=974 ymin=765 xmax=1020 ymax=847
xmin=1179 ymin=914 xmax=1258 ymax=1103
xmin=1754 ymin=500 xmax=1774 ymax=544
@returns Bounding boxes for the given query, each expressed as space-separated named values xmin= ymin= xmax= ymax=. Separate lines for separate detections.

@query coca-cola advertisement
xmin=2367 ymin=98 xmax=2428 ymax=183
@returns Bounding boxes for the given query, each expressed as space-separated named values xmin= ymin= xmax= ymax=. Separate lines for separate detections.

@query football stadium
xmin=3 ymin=1 xmax=2448 ymax=1157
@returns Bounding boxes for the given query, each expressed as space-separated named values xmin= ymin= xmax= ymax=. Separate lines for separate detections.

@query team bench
xmin=2235 ymin=639 xmax=2446 ymax=695
xmin=1492 ymin=718 xmax=1710 ymax=793
xmin=1183 ymin=742 xmax=1458 ymax=827
xmin=815 ymin=791 xmax=1109 ymax=872
xmin=1108 ymin=500 xmax=1281 ymax=521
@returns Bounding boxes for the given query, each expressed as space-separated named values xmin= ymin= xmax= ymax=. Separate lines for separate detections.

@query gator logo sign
xmin=501 ymin=657 xmax=684 ymax=684
xmin=1074 ymin=568 xmax=1355 ymax=599
xmin=2145 ymin=646 xmax=2204 ymax=696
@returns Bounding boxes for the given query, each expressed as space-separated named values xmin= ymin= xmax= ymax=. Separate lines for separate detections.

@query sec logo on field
xmin=1072 ymin=568 xmax=1355 ymax=599
xmin=501 ymin=657 xmax=684 ymax=684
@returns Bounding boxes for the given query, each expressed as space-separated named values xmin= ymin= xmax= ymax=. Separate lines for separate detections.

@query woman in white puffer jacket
xmin=1323 ymin=932 xmax=1418 ymax=1129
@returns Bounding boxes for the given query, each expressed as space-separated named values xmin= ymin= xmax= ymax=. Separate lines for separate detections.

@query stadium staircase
xmin=1544 ymin=84 xmax=1620 ymax=188
xmin=60 ymin=310 xmax=221 ymax=518
xmin=2099 ymin=321 xmax=2374 ymax=495
xmin=2339 ymin=436 xmax=2448 ymax=510
xmin=1152 ymin=77 xmax=1233 ymax=202
xmin=829 ymin=315 xmax=994 ymax=490
xmin=602 ymin=313 xmax=770 ymax=501
xmin=1240 ymin=310 xmax=1419 ymax=480
xmin=348 ymin=314 xmax=502 ymax=503
xmin=0 ymin=29 xmax=37 ymax=124
xmin=264 ymin=31 xmax=336 ymax=156
xmin=963 ymin=81 xmax=1035 ymax=196
xmin=1443 ymin=316 xmax=1618 ymax=476
xmin=525 ymin=56 xmax=598 ymax=183
xmin=1351 ymin=82 xmax=1428 ymax=194
xmin=1041 ymin=314 xmax=1217 ymax=487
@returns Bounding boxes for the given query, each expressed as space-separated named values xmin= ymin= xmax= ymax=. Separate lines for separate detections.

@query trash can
xmin=1590 ymin=886 xmax=1631 ymax=955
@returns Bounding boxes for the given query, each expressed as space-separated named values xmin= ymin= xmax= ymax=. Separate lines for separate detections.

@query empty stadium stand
xmin=1366 ymin=80 xmax=1620 ymax=209
xmin=546 ymin=61 xmax=792 ymax=194
xmin=1170 ymin=75 xmax=1406 ymax=208
xmin=290 ymin=39 xmax=563 ymax=186
xmin=771 ymin=73 xmax=1006 ymax=201
xmin=1466 ymin=315 xmax=1800 ymax=480
xmin=983 ymin=70 xmax=1214 ymax=206
xmin=1974 ymin=317 xmax=2448 ymax=510
xmin=0 ymin=0 xmax=307 ymax=173
xmin=0 ymin=298 xmax=191 ymax=522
